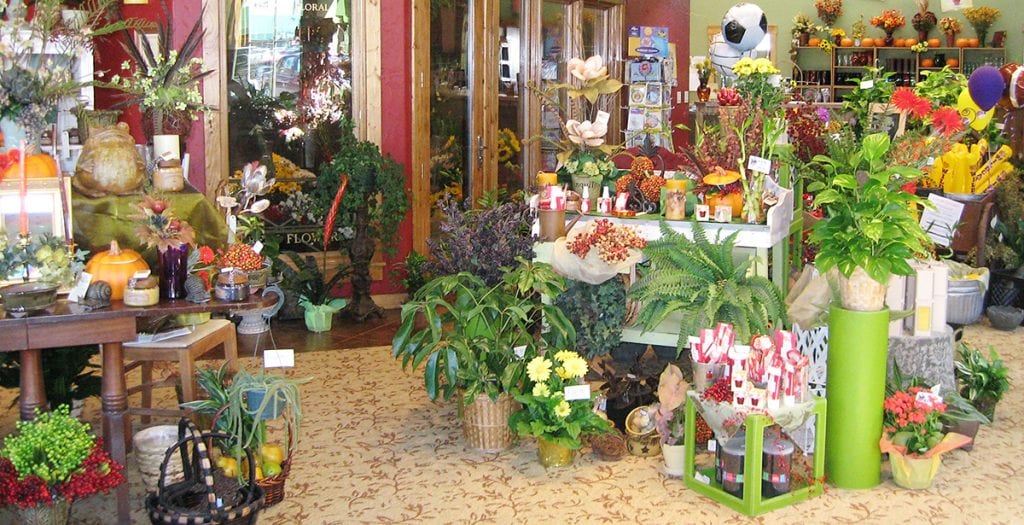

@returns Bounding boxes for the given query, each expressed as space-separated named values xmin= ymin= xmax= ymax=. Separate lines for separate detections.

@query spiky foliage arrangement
xmin=628 ymin=221 xmax=787 ymax=355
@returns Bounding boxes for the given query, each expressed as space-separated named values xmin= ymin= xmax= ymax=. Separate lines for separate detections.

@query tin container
xmin=124 ymin=276 xmax=160 ymax=307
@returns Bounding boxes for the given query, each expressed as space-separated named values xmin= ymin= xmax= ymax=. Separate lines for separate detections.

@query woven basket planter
xmin=838 ymin=267 xmax=887 ymax=312
xmin=461 ymin=392 xmax=518 ymax=452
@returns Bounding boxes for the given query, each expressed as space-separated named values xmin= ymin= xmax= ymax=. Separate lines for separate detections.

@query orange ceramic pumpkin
xmin=84 ymin=240 xmax=150 ymax=300
xmin=2 ymin=153 xmax=57 ymax=180
xmin=808 ymin=37 xmax=822 ymax=47
xmin=840 ymin=37 xmax=854 ymax=47
xmin=861 ymin=37 xmax=875 ymax=47
xmin=927 ymin=38 xmax=941 ymax=48
xmin=946 ymin=58 xmax=960 ymax=68
xmin=956 ymin=38 xmax=969 ymax=48
xmin=968 ymin=38 xmax=979 ymax=48
xmin=921 ymin=58 xmax=935 ymax=68
xmin=707 ymin=192 xmax=744 ymax=219
xmin=905 ymin=38 xmax=919 ymax=47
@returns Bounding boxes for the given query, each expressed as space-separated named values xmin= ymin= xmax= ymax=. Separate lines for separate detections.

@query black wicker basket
xmin=988 ymin=271 xmax=1024 ymax=309
xmin=146 ymin=419 xmax=265 ymax=525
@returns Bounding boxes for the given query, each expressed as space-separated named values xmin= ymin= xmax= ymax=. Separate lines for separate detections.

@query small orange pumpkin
xmin=921 ymin=58 xmax=935 ymax=68
xmin=840 ymin=37 xmax=854 ymax=47
xmin=927 ymin=38 xmax=941 ymax=48
xmin=707 ymin=192 xmax=744 ymax=218
xmin=808 ymin=37 xmax=822 ymax=47
xmin=956 ymin=38 xmax=969 ymax=48
xmin=2 ymin=153 xmax=58 ymax=180
xmin=968 ymin=38 xmax=979 ymax=48
xmin=861 ymin=37 xmax=875 ymax=47
xmin=84 ymin=240 xmax=150 ymax=300
xmin=904 ymin=38 xmax=919 ymax=48
xmin=894 ymin=38 xmax=907 ymax=48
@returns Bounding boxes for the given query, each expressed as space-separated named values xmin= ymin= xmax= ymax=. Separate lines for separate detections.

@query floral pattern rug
xmin=0 ymin=323 xmax=1021 ymax=524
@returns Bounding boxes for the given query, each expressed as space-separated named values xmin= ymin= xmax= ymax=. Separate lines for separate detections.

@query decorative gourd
xmin=707 ymin=191 xmax=744 ymax=218
xmin=2 ymin=153 xmax=58 ymax=180
xmin=84 ymin=240 xmax=149 ymax=300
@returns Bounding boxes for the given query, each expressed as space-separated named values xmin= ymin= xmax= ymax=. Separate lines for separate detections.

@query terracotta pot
xmin=799 ymin=33 xmax=810 ymax=46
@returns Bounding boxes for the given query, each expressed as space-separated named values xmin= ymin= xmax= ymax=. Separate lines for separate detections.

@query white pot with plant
xmin=653 ymin=363 xmax=690 ymax=477
xmin=808 ymin=133 xmax=933 ymax=311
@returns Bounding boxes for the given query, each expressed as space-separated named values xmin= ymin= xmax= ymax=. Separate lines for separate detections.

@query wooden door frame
xmin=203 ymin=1 xmax=380 ymax=200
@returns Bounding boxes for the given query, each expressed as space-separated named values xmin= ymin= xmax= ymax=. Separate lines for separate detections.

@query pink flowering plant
xmin=883 ymin=386 xmax=947 ymax=455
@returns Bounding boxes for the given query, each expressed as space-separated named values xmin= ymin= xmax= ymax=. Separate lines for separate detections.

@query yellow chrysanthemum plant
xmin=508 ymin=350 xmax=612 ymax=450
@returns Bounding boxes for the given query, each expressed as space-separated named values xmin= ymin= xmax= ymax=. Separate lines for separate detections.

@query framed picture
xmin=869 ymin=103 xmax=907 ymax=139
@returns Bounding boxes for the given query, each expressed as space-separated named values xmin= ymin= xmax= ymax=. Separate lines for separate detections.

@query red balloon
xmin=999 ymin=63 xmax=1024 ymax=109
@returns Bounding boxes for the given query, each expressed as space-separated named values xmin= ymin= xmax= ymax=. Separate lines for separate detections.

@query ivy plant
xmin=553 ymin=278 xmax=626 ymax=359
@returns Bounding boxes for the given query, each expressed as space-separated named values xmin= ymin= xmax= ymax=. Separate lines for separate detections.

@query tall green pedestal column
xmin=825 ymin=305 xmax=890 ymax=489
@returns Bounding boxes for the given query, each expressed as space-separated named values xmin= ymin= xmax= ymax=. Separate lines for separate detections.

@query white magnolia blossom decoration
xmin=564 ymin=110 xmax=610 ymax=147
xmin=568 ymin=55 xmax=608 ymax=82
xmin=220 ymin=161 xmax=274 ymax=243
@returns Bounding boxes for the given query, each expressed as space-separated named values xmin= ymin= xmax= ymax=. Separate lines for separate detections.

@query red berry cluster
xmin=0 ymin=459 xmax=53 ymax=508
xmin=701 ymin=377 xmax=733 ymax=404
xmin=566 ymin=219 xmax=646 ymax=264
xmin=695 ymin=414 xmax=713 ymax=445
xmin=717 ymin=88 xmax=742 ymax=106
xmin=60 ymin=442 xmax=126 ymax=502
xmin=219 ymin=243 xmax=264 ymax=271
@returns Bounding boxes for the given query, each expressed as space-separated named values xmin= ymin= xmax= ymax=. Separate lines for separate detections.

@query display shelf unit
xmin=792 ymin=45 xmax=1006 ymax=103
xmin=682 ymin=395 xmax=827 ymax=516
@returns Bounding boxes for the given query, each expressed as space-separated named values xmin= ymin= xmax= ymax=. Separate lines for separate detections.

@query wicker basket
xmin=146 ymin=419 xmax=264 ymax=525
xmin=837 ymin=267 xmax=886 ymax=312
xmin=461 ymin=392 xmax=518 ymax=452
xmin=134 ymin=425 xmax=185 ymax=492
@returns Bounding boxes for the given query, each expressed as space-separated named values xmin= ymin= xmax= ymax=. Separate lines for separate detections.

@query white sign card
xmin=919 ymin=193 xmax=965 ymax=246
xmin=563 ymin=384 xmax=591 ymax=401
xmin=67 ymin=272 xmax=93 ymax=303
xmin=264 ymin=349 xmax=296 ymax=368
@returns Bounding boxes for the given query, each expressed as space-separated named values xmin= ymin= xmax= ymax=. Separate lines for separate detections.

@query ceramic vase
xmin=159 ymin=243 xmax=190 ymax=300
xmin=537 ymin=437 xmax=575 ymax=468
xmin=662 ymin=443 xmax=686 ymax=476
xmin=884 ymin=32 xmax=895 ymax=47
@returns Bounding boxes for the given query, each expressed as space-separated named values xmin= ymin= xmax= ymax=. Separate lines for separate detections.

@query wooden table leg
xmin=19 ymin=348 xmax=48 ymax=420
xmin=101 ymin=341 xmax=132 ymax=525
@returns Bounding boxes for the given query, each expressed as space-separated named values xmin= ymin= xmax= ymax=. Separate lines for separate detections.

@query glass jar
xmin=124 ymin=276 xmax=160 ymax=307
xmin=153 ymin=158 xmax=184 ymax=192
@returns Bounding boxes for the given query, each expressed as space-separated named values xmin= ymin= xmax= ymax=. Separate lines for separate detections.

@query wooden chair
xmin=124 ymin=318 xmax=238 ymax=425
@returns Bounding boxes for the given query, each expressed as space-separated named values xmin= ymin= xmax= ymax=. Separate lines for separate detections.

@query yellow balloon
xmin=958 ymin=89 xmax=993 ymax=131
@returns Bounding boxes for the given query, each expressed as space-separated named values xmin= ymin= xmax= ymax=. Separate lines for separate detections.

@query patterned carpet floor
xmin=0 ymin=323 xmax=1021 ymax=524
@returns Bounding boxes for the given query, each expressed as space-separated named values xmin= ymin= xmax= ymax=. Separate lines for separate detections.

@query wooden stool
xmin=124 ymin=319 xmax=238 ymax=424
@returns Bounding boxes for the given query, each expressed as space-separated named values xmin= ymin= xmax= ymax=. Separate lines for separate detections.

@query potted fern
xmin=391 ymin=258 xmax=575 ymax=451
xmin=807 ymin=133 xmax=933 ymax=311
xmin=628 ymin=220 xmax=787 ymax=355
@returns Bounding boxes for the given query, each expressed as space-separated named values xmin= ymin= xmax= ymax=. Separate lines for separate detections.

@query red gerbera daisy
xmin=930 ymin=106 xmax=965 ymax=138
xmin=891 ymin=87 xmax=931 ymax=119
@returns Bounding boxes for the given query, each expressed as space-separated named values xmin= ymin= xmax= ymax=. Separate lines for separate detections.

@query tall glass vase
xmin=13 ymin=497 xmax=72 ymax=525
xmin=159 ymin=243 xmax=190 ymax=300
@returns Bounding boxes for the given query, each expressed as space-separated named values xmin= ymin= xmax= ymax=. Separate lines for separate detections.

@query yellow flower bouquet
xmin=508 ymin=350 xmax=611 ymax=450
xmin=962 ymin=6 xmax=1000 ymax=46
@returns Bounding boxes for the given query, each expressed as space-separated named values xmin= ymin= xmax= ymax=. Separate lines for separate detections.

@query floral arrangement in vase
xmin=911 ymin=0 xmax=937 ymax=41
xmin=527 ymin=55 xmax=623 ymax=184
xmin=938 ymin=17 xmax=962 ymax=47
xmin=0 ymin=406 xmax=125 ymax=518
xmin=814 ymin=0 xmax=842 ymax=27
xmin=508 ymin=350 xmax=612 ymax=464
xmin=871 ymin=9 xmax=907 ymax=45
xmin=962 ymin=6 xmax=1001 ymax=47
xmin=851 ymin=16 xmax=868 ymax=42
xmin=218 ymin=161 xmax=274 ymax=245
xmin=792 ymin=13 xmax=816 ymax=43
xmin=0 ymin=0 xmax=135 ymax=147
xmin=731 ymin=57 xmax=786 ymax=223
xmin=880 ymin=386 xmax=971 ymax=489
xmin=97 ymin=3 xmax=211 ymax=139
xmin=134 ymin=195 xmax=196 ymax=299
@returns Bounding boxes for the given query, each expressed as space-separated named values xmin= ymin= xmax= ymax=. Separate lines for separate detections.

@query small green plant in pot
xmin=955 ymin=342 xmax=1010 ymax=421
xmin=808 ymin=133 xmax=933 ymax=311
xmin=392 ymin=258 xmax=575 ymax=451
xmin=277 ymin=251 xmax=348 ymax=332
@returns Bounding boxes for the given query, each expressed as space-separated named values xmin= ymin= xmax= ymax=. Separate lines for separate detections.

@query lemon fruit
xmin=261 ymin=443 xmax=286 ymax=465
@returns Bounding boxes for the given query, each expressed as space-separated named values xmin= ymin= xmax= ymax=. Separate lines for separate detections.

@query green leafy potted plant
xmin=628 ymin=220 xmax=787 ymax=354
xmin=553 ymin=278 xmax=626 ymax=359
xmin=955 ymin=342 xmax=1010 ymax=421
xmin=808 ymin=133 xmax=933 ymax=311
xmin=508 ymin=349 xmax=612 ymax=467
xmin=391 ymin=258 xmax=575 ymax=451
xmin=183 ymin=365 xmax=309 ymax=505
xmin=313 ymin=120 xmax=409 ymax=322
xmin=276 ymin=251 xmax=348 ymax=332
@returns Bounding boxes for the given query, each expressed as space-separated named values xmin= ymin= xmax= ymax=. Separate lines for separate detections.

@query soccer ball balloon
xmin=709 ymin=33 xmax=751 ymax=81
xmin=722 ymin=3 xmax=768 ymax=53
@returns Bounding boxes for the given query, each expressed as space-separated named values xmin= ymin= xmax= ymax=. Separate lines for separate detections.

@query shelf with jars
xmin=792 ymin=45 xmax=1005 ymax=102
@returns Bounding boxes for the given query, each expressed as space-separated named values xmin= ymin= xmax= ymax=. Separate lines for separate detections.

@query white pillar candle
xmin=153 ymin=134 xmax=180 ymax=160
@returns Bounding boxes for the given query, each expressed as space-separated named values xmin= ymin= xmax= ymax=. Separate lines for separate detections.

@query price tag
xmin=747 ymin=155 xmax=772 ymax=174
xmin=708 ymin=439 xmax=717 ymax=452
xmin=694 ymin=472 xmax=711 ymax=485
xmin=264 ymin=349 xmax=295 ymax=368
xmin=227 ymin=214 xmax=237 ymax=233
xmin=860 ymin=80 xmax=874 ymax=89
xmin=252 ymin=240 xmax=264 ymax=254
xmin=133 ymin=270 xmax=151 ymax=279
xmin=564 ymin=384 xmax=591 ymax=401
xmin=512 ymin=345 xmax=527 ymax=358
xmin=67 ymin=272 xmax=93 ymax=303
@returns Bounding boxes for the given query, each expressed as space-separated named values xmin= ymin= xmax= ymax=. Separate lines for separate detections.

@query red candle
xmin=18 ymin=141 xmax=27 ymax=236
